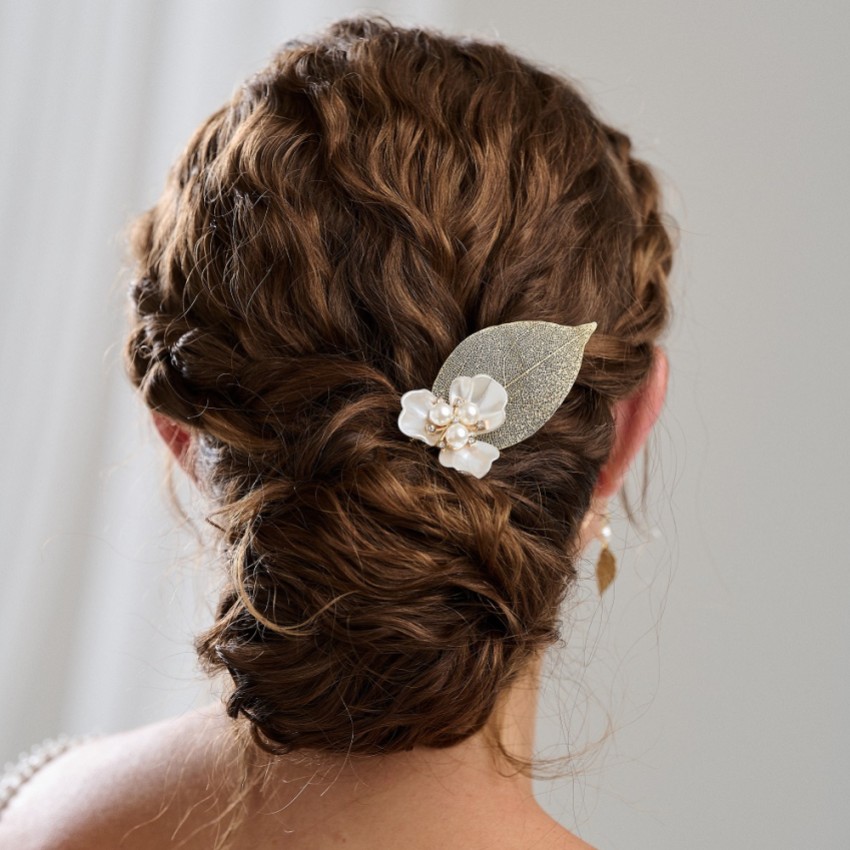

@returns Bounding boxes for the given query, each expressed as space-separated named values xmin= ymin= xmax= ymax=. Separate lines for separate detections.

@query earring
xmin=595 ymin=512 xmax=617 ymax=595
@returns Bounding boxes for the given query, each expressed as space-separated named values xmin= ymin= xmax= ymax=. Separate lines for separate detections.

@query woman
xmin=0 ymin=15 xmax=673 ymax=849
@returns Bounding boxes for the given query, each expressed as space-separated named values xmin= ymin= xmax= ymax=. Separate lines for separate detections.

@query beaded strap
xmin=0 ymin=734 xmax=96 ymax=818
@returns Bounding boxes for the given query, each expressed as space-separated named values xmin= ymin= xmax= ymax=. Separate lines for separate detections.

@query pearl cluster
xmin=426 ymin=395 xmax=487 ymax=451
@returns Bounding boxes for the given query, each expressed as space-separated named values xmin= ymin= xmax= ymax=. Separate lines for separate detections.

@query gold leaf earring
xmin=595 ymin=512 xmax=617 ymax=595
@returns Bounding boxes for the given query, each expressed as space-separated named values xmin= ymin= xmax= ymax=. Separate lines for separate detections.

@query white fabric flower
xmin=397 ymin=374 xmax=508 ymax=479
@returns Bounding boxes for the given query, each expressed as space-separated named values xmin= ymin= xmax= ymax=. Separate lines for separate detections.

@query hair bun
xmin=195 ymin=428 xmax=563 ymax=754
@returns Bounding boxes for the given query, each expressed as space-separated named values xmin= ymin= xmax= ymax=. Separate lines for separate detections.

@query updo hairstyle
xmin=124 ymin=16 xmax=674 ymax=768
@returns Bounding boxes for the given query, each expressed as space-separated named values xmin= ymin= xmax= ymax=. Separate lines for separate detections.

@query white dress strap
xmin=0 ymin=734 xmax=97 ymax=818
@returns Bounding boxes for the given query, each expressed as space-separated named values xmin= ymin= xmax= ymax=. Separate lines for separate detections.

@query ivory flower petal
xmin=397 ymin=389 xmax=443 ymax=446
xmin=448 ymin=374 xmax=507 ymax=432
xmin=438 ymin=440 xmax=500 ymax=479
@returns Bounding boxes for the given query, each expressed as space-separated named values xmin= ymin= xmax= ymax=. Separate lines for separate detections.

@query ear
xmin=593 ymin=346 xmax=668 ymax=500
xmin=151 ymin=410 xmax=194 ymax=475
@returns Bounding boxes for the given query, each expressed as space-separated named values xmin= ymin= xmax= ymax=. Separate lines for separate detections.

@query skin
xmin=0 ymin=348 xmax=668 ymax=850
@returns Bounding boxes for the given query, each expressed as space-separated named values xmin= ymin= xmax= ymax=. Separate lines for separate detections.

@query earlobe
xmin=152 ymin=411 xmax=193 ymax=472
xmin=593 ymin=346 xmax=668 ymax=500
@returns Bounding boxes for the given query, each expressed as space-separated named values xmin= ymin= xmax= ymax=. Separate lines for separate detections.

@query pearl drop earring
xmin=595 ymin=512 xmax=617 ymax=595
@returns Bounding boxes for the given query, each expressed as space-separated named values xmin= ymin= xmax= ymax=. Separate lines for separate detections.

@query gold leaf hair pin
xmin=397 ymin=320 xmax=597 ymax=478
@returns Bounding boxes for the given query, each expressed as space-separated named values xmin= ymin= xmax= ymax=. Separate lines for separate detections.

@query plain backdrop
xmin=1 ymin=2 xmax=848 ymax=848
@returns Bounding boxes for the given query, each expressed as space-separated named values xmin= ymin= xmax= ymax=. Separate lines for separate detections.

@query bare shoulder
xmin=0 ymin=706 xmax=604 ymax=850
xmin=521 ymin=810 xmax=599 ymax=850
xmin=0 ymin=703 xmax=231 ymax=850
xmin=545 ymin=827 xmax=598 ymax=850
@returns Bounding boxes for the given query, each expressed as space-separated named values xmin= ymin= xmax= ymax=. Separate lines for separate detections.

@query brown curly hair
xmin=125 ymin=16 xmax=674 ymax=770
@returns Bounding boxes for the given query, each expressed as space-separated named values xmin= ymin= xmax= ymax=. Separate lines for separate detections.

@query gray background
xmin=1 ymin=2 xmax=847 ymax=848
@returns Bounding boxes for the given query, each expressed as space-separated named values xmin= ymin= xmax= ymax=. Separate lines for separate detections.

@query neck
xmin=227 ymin=654 xmax=546 ymax=842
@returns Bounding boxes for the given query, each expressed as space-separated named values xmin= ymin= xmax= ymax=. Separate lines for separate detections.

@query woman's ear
xmin=594 ymin=346 xmax=668 ymax=500
xmin=151 ymin=411 xmax=194 ymax=475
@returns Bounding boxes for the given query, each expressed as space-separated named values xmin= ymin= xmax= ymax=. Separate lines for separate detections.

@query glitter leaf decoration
xmin=431 ymin=320 xmax=597 ymax=450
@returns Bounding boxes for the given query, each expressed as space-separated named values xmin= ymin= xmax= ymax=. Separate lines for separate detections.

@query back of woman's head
xmin=125 ymin=16 xmax=673 ymax=764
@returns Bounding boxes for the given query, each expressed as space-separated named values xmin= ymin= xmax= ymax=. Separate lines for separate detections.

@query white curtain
xmin=1 ymin=2 xmax=847 ymax=848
